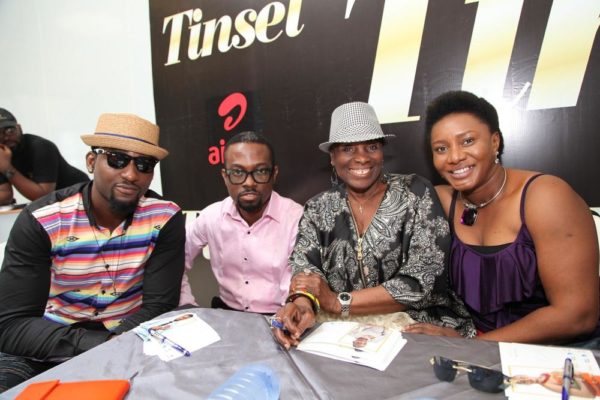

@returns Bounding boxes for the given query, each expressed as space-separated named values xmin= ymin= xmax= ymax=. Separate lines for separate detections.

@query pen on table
xmin=148 ymin=328 xmax=191 ymax=357
xmin=562 ymin=357 xmax=574 ymax=400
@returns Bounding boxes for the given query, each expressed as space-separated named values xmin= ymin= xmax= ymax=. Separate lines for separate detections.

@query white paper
xmin=297 ymin=321 xmax=406 ymax=371
xmin=499 ymin=342 xmax=600 ymax=399
xmin=134 ymin=312 xmax=221 ymax=361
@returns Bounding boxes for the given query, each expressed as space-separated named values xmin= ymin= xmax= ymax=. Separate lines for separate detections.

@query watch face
xmin=339 ymin=293 xmax=351 ymax=302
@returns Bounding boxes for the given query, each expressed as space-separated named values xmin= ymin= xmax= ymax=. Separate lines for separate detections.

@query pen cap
xmin=207 ymin=363 xmax=280 ymax=400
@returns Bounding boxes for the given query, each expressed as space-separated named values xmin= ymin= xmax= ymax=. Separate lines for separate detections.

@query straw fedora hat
xmin=319 ymin=102 xmax=395 ymax=153
xmin=81 ymin=113 xmax=168 ymax=160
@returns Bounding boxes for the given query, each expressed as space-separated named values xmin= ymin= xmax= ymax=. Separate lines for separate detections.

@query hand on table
xmin=271 ymin=301 xmax=316 ymax=350
xmin=403 ymin=323 xmax=462 ymax=338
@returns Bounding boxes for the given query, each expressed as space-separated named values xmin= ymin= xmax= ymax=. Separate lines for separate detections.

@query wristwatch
xmin=3 ymin=167 xmax=15 ymax=180
xmin=337 ymin=292 xmax=352 ymax=318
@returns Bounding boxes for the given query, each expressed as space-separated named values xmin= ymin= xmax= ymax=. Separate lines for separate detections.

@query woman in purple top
xmin=405 ymin=91 xmax=599 ymax=344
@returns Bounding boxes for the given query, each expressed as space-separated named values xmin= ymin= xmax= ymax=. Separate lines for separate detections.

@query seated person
xmin=0 ymin=113 xmax=185 ymax=391
xmin=0 ymin=108 xmax=89 ymax=205
xmin=272 ymin=102 xmax=475 ymax=348
xmin=182 ymin=131 xmax=303 ymax=313
xmin=405 ymin=91 xmax=599 ymax=344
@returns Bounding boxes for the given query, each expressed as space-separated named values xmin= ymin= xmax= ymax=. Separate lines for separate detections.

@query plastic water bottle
xmin=207 ymin=363 xmax=280 ymax=400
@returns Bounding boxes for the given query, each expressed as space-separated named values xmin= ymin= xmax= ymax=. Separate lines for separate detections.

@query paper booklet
xmin=499 ymin=342 xmax=600 ymax=400
xmin=134 ymin=312 xmax=220 ymax=361
xmin=296 ymin=321 xmax=407 ymax=371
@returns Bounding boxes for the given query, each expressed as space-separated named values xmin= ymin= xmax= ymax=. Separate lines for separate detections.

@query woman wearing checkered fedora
xmin=271 ymin=102 xmax=475 ymax=348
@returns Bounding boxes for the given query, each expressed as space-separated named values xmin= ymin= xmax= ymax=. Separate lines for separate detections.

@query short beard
xmin=109 ymin=195 xmax=139 ymax=216
xmin=236 ymin=192 xmax=263 ymax=213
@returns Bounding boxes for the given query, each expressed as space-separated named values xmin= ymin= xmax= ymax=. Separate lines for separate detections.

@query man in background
xmin=182 ymin=131 xmax=303 ymax=313
xmin=0 ymin=113 xmax=184 ymax=391
xmin=0 ymin=108 xmax=89 ymax=205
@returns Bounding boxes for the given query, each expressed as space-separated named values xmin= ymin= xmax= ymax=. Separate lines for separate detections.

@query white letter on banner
xmin=256 ymin=2 xmax=286 ymax=43
xmin=527 ymin=0 xmax=600 ymax=110
xmin=163 ymin=10 xmax=194 ymax=66
xmin=462 ymin=0 xmax=524 ymax=103
xmin=368 ymin=0 xmax=427 ymax=124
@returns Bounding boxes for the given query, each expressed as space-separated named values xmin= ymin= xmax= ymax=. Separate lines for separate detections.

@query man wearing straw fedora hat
xmin=0 ymin=113 xmax=184 ymax=391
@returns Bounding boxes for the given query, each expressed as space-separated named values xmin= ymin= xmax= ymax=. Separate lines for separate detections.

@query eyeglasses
xmin=224 ymin=167 xmax=273 ymax=184
xmin=94 ymin=148 xmax=158 ymax=173
xmin=0 ymin=127 xmax=17 ymax=138
xmin=430 ymin=356 xmax=511 ymax=393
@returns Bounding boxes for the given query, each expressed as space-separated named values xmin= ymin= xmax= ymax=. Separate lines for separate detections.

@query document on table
xmin=296 ymin=321 xmax=406 ymax=371
xmin=134 ymin=312 xmax=221 ymax=361
xmin=499 ymin=342 xmax=600 ymax=399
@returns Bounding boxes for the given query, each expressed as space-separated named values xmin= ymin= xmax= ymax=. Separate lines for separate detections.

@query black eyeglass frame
xmin=223 ymin=167 xmax=274 ymax=185
xmin=430 ymin=356 xmax=511 ymax=393
xmin=93 ymin=148 xmax=158 ymax=173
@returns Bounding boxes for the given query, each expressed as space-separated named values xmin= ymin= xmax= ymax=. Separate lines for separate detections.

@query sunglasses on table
xmin=94 ymin=148 xmax=158 ymax=173
xmin=430 ymin=356 xmax=511 ymax=393
xmin=224 ymin=167 xmax=273 ymax=184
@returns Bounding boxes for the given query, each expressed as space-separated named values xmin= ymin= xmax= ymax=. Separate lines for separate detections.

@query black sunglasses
xmin=430 ymin=356 xmax=511 ymax=393
xmin=223 ymin=167 xmax=273 ymax=185
xmin=94 ymin=148 xmax=158 ymax=173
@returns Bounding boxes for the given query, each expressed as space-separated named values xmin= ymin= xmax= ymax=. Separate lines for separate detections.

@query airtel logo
xmin=208 ymin=92 xmax=247 ymax=165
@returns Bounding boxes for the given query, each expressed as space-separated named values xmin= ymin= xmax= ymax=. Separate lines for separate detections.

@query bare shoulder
xmin=519 ymin=170 xmax=590 ymax=228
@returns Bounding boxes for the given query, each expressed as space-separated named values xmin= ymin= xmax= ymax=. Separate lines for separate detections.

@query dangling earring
xmin=330 ymin=167 xmax=339 ymax=186
xmin=380 ymin=163 xmax=388 ymax=183
xmin=494 ymin=151 xmax=500 ymax=164
xmin=87 ymin=167 xmax=94 ymax=173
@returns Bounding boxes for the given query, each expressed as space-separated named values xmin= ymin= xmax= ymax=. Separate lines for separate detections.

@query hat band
xmin=94 ymin=132 xmax=156 ymax=146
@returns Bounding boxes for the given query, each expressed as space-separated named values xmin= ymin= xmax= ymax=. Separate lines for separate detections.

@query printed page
xmin=134 ymin=312 xmax=221 ymax=361
xmin=297 ymin=321 xmax=406 ymax=371
xmin=500 ymin=342 xmax=600 ymax=399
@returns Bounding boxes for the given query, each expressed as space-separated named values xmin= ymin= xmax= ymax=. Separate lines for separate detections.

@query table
xmin=0 ymin=309 xmax=527 ymax=399
xmin=0 ymin=208 xmax=20 ymax=243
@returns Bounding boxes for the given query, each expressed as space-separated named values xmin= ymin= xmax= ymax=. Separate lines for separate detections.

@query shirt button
xmin=94 ymin=311 xmax=99 ymax=316
xmin=245 ymin=306 xmax=249 ymax=310
xmin=244 ymin=257 xmax=247 ymax=261
xmin=247 ymin=231 xmax=251 ymax=234
xmin=101 ymin=290 xmax=106 ymax=294
xmin=245 ymin=281 xmax=249 ymax=284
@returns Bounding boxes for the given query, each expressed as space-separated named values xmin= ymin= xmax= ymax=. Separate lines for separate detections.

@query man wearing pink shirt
xmin=181 ymin=131 xmax=303 ymax=313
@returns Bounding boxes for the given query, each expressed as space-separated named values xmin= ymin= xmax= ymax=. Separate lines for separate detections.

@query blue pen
xmin=562 ymin=357 xmax=574 ymax=400
xmin=148 ymin=328 xmax=191 ymax=357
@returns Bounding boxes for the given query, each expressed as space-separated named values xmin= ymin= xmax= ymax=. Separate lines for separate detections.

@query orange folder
xmin=15 ymin=379 xmax=130 ymax=400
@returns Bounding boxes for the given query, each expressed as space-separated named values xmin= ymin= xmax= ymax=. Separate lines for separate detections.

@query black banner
xmin=149 ymin=0 xmax=600 ymax=208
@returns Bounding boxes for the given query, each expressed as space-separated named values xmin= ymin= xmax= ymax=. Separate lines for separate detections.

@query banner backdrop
xmin=149 ymin=0 xmax=600 ymax=209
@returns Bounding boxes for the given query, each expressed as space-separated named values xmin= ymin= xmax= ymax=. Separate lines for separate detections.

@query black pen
xmin=148 ymin=328 xmax=191 ymax=357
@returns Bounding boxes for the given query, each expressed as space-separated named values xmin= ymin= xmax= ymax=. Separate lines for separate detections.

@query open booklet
xmin=133 ymin=312 xmax=220 ymax=361
xmin=499 ymin=342 xmax=600 ymax=399
xmin=296 ymin=321 xmax=407 ymax=371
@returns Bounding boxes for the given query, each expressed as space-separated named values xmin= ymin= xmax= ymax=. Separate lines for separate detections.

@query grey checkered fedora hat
xmin=319 ymin=101 xmax=395 ymax=153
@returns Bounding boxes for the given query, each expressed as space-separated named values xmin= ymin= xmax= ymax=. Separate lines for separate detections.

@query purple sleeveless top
xmin=449 ymin=175 xmax=548 ymax=332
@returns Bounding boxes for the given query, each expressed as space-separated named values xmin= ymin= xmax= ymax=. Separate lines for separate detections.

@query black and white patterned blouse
xmin=290 ymin=174 xmax=475 ymax=337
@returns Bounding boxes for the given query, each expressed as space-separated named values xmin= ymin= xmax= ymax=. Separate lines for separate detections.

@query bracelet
xmin=285 ymin=291 xmax=320 ymax=314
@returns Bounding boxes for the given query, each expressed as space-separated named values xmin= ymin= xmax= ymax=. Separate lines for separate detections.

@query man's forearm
xmin=7 ymin=170 xmax=55 ymax=201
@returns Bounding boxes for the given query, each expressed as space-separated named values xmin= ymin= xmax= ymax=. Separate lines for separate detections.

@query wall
xmin=0 ymin=0 xmax=162 ymax=200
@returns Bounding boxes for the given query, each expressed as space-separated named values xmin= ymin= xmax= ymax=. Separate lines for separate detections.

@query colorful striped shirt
xmin=0 ymin=182 xmax=185 ymax=361
xmin=33 ymin=189 xmax=179 ymax=329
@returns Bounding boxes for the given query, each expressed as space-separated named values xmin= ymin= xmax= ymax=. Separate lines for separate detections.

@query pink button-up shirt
xmin=181 ymin=191 xmax=303 ymax=313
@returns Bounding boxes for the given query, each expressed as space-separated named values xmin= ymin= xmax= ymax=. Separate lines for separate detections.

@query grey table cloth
xmin=3 ymin=308 xmax=524 ymax=399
